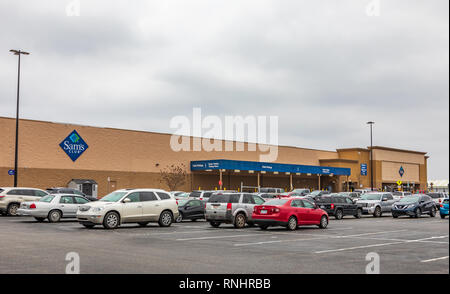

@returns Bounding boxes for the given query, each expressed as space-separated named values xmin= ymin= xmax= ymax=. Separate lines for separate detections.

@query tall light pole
xmin=367 ymin=121 xmax=375 ymax=191
xmin=9 ymin=49 xmax=30 ymax=187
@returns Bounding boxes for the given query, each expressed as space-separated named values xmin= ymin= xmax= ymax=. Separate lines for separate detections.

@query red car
xmin=252 ymin=198 xmax=329 ymax=230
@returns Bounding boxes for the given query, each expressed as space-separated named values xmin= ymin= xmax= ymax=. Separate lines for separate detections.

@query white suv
xmin=0 ymin=187 xmax=49 ymax=216
xmin=76 ymin=189 xmax=179 ymax=229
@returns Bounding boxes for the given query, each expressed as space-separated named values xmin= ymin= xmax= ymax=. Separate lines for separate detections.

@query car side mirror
xmin=123 ymin=198 xmax=131 ymax=203
xmin=382 ymin=198 xmax=388 ymax=201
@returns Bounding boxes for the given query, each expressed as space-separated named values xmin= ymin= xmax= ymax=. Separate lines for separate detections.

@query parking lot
xmin=0 ymin=214 xmax=448 ymax=274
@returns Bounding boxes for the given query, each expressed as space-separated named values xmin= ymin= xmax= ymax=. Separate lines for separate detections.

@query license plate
xmin=320 ymin=205 xmax=325 ymax=208
xmin=260 ymin=210 xmax=267 ymax=214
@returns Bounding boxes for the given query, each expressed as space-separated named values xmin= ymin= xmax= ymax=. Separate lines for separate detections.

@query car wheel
xmin=335 ymin=209 xmax=344 ymax=220
xmin=34 ymin=217 xmax=45 ymax=222
xmin=103 ymin=211 xmax=120 ymax=229
xmin=319 ymin=215 xmax=328 ymax=229
xmin=158 ymin=210 xmax=173 ymax=227
xmin=414 ymin=208 xmax=422 ymax=218
xmin=82 ymin=224 xmax=95 ymax=229
xmin=247 ymin=222 xmax=255 ymax=227
xmin=286 ymin=216 xmax=297 ymax=231
xmin=138 ymin=222 xmax=149 ymax=227
xmin=7 ymin=203 xmax=20 ymax=216
xmin=373 ymin=206 xmax=382 ymax=218
xmin=210 ymin=221 xmax=221 ymax=228
xmin=48 ymin=210 xmax=62 ymax=223
xmin=430 ymin=207 xmax=436 ymax=217
xmin=191 ymin=218 xmax=197 ymax=222
xmin=234 ymin=213 xmax=246 ymax=229
xmin=176 ymin=213 xmax=183 ymax=223
xmin=392 ymin=213 xmax=399 ymax=218
xmin=259 ymin=225 xmax=269 ymax=230
xmin=440 ymin=214 xmax=446 ymax=219
xmin=354 ymin=208 xmax=362 ymax=219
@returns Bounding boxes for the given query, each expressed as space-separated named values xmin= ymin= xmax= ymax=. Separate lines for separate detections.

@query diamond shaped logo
xmin=399 ymin=166 xmax=405 ymax=177
xmin=59 ymin=130 xmax=88 ymax=162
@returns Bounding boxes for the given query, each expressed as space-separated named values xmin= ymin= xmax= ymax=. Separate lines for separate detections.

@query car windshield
xmin=392 ymin=192 xmax=403 ymax=196
xmin=39 ymin=195 xmax=55 ymax=203
xmin=443 ymin=199 xmax=449 ymax=204
xmin=427 ymin=193 xmax=440 ymax=199
xmin=190 ymin=191 xmax=202 ymax=198
xmin=176 ymin=192 xmax=189 ymax=198
xmin=208 ymin=194 xmax=240 ymax=203
xmin=177 ymin=199 xmax=189 ymax=206
xmin=100 ymin=191 xmax=127 ymax=202
xmin=310 ymin=191 xmax=322 ymax=196
xmin=398 ymin=196 xmax=420 ymax=203
xmin=260 ymin=194 xmax=275 ymax=199
xmin=264 ymin=199 xmax=289 ymax=206
xmin=360 ymin=194 xmax=382 ymax=201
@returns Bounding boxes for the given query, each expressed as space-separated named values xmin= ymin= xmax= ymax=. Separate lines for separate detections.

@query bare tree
xmin=159 ymin=163 xmax=187 ymax=191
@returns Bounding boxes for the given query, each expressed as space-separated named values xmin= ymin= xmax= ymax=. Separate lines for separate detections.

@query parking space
xmin=0 ymin=215 xmax=448 ymax=274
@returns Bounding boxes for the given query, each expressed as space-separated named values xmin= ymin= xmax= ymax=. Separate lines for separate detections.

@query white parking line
xmin=315 ymin=235 xmax=449 ymax=254
xmin=234 ymin=230 xmax=408 ymax=247
xmin=177 ymin=234 xmax=263 ymax=241
xmin=421 ymin=256 xmax=449 ymax=263
xmin=349 ymin=236 xmax=449 ymax=245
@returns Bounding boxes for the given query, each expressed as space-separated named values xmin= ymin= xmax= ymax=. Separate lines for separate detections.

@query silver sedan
xmin=17 ymin=194 xmax=91 ymax=222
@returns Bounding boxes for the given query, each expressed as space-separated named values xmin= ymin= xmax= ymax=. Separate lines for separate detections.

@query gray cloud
xmin=0 ymin=0 xmax=448 ymax=179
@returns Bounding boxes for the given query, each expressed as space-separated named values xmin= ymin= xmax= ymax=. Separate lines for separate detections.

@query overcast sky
xmin=0 ymin=0 xmax=448 ymax=179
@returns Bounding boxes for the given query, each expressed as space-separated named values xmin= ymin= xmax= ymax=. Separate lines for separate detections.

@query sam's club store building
xmin=0 ymin=117 xmax=429 ymax=197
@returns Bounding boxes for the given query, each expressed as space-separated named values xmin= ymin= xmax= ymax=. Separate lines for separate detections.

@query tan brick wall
xmin=381 ymin=162 xmax=419 ymax=182
xmin=0 ymin=117 xmax=428 ymax=193
xmin=0 ymin=117 xmax=337 ymax=173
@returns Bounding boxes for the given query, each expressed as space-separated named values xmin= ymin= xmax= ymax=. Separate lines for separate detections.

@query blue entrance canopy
xmin=191 ymin=159 xmax=351 ymax=176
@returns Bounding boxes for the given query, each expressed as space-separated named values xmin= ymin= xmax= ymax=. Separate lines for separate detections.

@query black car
xmin=392 ymin=195 xmax=437 ymax=218
xmin=176 ymin=199 xmax=206 ymax=222
xmin=315 ymin=195 xmax=362 ymax=219
xmin=46 ymin=187 xmax=98 ymax=202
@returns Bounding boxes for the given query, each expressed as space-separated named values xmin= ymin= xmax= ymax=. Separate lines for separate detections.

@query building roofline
xmin=369 ymin=146 xmax=427 ymax=155
xmin=336 ymin=148 xmax=369 ymax=153
xmin=337 ymin=146 xmax=427 ymax=155
xmin=0 ymin=116 xmax=337 ymax=154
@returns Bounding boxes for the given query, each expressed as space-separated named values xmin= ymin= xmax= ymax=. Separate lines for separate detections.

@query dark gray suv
xmin=205 ymin=193 xmax=266 ymax=228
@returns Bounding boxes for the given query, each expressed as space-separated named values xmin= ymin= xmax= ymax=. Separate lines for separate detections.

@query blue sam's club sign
xmin=361 ymin=163 xmax=368 ymax=176
xmin=59 ymin=130 xmax=88 ymax=162
xmin=399 ymin=166 xmax=405 ymax=177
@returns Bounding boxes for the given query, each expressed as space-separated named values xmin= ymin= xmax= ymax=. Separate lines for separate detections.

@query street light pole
xmin=367 ymin=121 xmax=375 ymax=191
xmin=10 ymin=49 xmax=30 ymax=187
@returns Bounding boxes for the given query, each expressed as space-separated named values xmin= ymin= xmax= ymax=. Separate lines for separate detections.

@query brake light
xmin=439 ymin=199 xmax=442 ymax=203
xmin=227 ymin=203 xmax=232 ymax=210
xmin=440 ymin=204 xmax=443 ymax=208
xmin=176 ymin=200 xmax=178 ymax=205
xmin=272 ymin=208 xmax=280 ymax=213
xmin=30 ymin=203 xmax=36 ymax=209
xmin=331 ymin=204 xmax=335 ymax=209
